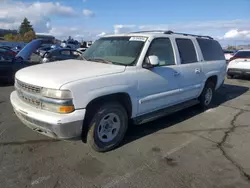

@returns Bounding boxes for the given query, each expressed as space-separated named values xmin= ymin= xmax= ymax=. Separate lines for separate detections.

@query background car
xmin=0 ymin=46 xmax=17 ymax=56
xmin=227 ymin=49 xmax=250 ymax=79
xmin=223 ymin=50 xmax=237 ymax=62
xmin=41 ymin=48 xmax=82 ymax=63
xmin=11 ymin=46 xmax=22 ymax=53
xmin=77 ymin=47 xmax=87 ymax=53
xmin=0 ymin=39 xmax=43 ymax=84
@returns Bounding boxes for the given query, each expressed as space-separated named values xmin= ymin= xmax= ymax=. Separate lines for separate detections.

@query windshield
xmin=83 ymin=36 xmax=147 ymax=65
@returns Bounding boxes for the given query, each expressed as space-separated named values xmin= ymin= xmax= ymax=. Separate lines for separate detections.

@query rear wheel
xmin=199 ymin=81 xmax=215 ymax=109
xmin=86 ymin=102 xmax=128 ymax=152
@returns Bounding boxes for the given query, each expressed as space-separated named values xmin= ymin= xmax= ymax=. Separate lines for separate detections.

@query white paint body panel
xmin=227 ymin=59 xmax=250 ymax=70
xmin=15 ymin=60 xmax=126 ymax=89
xmin=12 ymin=32 xmax=226 ymax=125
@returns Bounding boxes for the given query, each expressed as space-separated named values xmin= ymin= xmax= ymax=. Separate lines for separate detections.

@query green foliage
xmin=19 ymin=18 xmax=34 ymax=35
xmin=3 ymin=18 xmax=36 ymax=42
xmin=23 ymin=30 xmax=36 ymax=43
xmin=4 ymin=33 xmax=15 ymax=41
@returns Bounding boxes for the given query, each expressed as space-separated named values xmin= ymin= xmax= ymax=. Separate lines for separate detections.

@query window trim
xmin=175 ymin=38 xmax=198 ymax=64
xmin=143 ymin=37 xmax=177 ymax=67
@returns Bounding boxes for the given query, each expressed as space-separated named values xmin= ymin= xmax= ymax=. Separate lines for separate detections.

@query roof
xmin=102 ymin=30 xmax=213 ymax=40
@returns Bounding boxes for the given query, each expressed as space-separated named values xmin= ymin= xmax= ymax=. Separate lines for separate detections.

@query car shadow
xmin=121 ymin=83 xmax=249 ymax=147
xmin=0 ymin=82 xmax=13 ymax=87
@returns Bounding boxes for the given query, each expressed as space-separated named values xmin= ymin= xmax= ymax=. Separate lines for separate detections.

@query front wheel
xmin=87 ymin=102 xmax=128 ymax=152
xmin=199 ymin=82 xmax=215 ymax=109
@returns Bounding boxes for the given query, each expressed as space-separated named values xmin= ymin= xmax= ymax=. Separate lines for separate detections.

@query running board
xmin=133 ymin=99 xmax=200 ymax=125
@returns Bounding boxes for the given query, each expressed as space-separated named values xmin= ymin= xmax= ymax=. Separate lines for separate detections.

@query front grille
xmin=16 ymin=79 xmax=42 ymax=94
xmin=17 ymin=89 xmax=41 ymax=107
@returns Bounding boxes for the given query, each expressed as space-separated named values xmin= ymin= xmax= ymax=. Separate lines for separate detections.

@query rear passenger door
xmin=175 ymin=38 xmax=205 ymax=102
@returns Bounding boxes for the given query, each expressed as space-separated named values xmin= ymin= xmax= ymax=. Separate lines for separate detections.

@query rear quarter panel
xmin=201 ymin=60 xmax=226 ymax=90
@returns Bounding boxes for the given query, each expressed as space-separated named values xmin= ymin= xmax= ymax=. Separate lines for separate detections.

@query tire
xmin=199 ymin=81 xmax=215 ymax=109
xmin=87 ymin=102 xmax=128 ymax=152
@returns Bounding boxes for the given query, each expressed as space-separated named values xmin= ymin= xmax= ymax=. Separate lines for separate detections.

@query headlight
xmin=41 ymin=88 xmax=72 ymax=99
xmin=41 ymin=102 xmax=75 ymax=114
xmin=41 ymin=88 xmax=74 ymax=113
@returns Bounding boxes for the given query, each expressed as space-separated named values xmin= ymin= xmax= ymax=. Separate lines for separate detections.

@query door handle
xmin=195 ymin=68 xmax=201 ymax=74
xmin=174 ymin=71 xmax=180 ymax=76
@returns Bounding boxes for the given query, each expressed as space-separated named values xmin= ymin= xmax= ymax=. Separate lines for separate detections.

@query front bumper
xmin=227 ymin=68 xmax=250 ymax=76
xmin=10 ymin=91 xmax=86 ymax=140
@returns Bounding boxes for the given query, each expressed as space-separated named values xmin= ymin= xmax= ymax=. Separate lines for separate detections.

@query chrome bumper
xmin=10 ymin=91 xmax=86 ymax=140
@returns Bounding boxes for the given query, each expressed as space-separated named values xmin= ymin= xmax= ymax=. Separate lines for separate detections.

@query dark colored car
xmin=41 ymin=48 xmax=82 ymax=63
xmin=0 ymin=47 xmax=17 ymax=56
xmin=0 ymin=39 xmax=43 ymax=84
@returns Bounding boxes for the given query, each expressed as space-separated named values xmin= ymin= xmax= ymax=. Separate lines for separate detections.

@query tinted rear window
xmin=234 ymin=51 xmax=250 ymax=58
xmin=197 ymin=38 xmax=225 ymax=61
xmin=176 ymin=38 xmax=197 ymax=64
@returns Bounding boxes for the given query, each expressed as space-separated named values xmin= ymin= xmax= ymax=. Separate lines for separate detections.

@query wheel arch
xmin=81 ymin=92 xmax=133 ymax=143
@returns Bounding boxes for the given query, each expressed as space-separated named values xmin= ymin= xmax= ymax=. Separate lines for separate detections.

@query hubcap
xmin=204 ymin=88 xmax=213 ymax=106
xmin=97 ymin=113 xmax=121 ymax=143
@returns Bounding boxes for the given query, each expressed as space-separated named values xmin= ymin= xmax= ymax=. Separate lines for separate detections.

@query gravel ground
xmin=0 ymin=78 xmax=250 ymax=188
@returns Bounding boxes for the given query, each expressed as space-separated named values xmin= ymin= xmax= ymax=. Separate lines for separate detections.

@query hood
xmin=16 ymin=39 xmax=44 ymax=60
xmin=15 ymin=60 xmax=126 ymax=89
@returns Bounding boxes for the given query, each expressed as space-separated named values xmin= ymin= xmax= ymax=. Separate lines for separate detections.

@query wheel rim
xmin=97 ymin=113 xmax=121 ymax=143
xmin=204 ymin=88 xmax=213 ymax=106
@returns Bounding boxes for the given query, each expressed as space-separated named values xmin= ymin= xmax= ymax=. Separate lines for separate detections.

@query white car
xmin=227 ymin=49 xmax=250 ymax=79
xmin=10 ymin=31 xmax=226 ymax=152
xmin=223 ymin=50 xmax=235 ymax=61
xmin=77 ymin=48 xmax=87 ymax=53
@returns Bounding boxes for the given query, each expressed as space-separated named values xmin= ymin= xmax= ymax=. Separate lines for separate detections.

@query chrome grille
xmin=16 ymin=80 xmax=42 ymax=94
xmin=17 ymin=89 xmax=41 ymax=107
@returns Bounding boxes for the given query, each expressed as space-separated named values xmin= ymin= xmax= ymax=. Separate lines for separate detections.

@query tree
xmin=4 ymin=33 xmax=15 ymax=41
xmin=23 ymin=30 xmax=36 ymax=42
xmin=19 ymin=18 xmax=34 ymax=35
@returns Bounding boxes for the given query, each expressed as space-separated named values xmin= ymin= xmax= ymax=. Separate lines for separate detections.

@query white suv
xmin=10 ymin=31 xmax=226 ymax=152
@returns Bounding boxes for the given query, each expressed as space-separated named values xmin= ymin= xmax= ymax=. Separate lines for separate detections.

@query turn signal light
xmin=59 ymin=105 xmax=75 ymax=113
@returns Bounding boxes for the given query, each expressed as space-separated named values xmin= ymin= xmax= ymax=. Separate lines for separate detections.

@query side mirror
xmin=143 ymin=55 xmax=159 ymax=69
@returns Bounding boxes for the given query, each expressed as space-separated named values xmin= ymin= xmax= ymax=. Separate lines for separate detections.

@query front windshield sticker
xmin=129 ymin=37 xmax=147 ymax=42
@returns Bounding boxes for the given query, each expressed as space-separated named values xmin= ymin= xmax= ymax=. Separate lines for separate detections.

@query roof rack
xmin=129 ymin=30 xmax=213 ymax=40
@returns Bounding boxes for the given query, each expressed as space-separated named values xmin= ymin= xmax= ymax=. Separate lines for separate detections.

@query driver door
xmin=137 ymin=38 xmax=182 ymax=115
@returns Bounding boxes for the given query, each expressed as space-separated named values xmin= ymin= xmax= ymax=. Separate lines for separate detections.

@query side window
xmin=60 ymin=50 xmax=71 ymax=56
xmin=197 ymin=38 xmax=225 ymax=61
xmin=176 ymin=38 xmax=197 ymax=64
xmin=146 ymin=38 xmax=175 ymax=66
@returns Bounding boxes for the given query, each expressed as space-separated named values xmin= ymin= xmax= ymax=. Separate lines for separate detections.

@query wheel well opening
xmin=81 ymin=93 xmax=132 ymax=143
xmin=207 ymin=75 xmax=218 ymax=86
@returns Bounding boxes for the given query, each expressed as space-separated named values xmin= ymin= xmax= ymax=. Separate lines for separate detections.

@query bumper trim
xmin=227 ymin=68 xmax=250 ymax=76
xmin=10 ymin=91 xmax=85 ymax=140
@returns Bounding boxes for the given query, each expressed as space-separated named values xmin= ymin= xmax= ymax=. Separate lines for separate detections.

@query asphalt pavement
xmin=0 ymin=78 xmax=250 ymax=188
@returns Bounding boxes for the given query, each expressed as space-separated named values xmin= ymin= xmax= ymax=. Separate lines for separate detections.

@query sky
xmin=0 ymin=0 xmax=250 ymax=46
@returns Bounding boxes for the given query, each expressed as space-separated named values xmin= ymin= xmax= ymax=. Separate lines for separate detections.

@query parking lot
xmin=0 ymin=78 xmax=250 ymax=188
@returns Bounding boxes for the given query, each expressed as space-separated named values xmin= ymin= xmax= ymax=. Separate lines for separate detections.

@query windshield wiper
xmin=87 ymin=58 xmax=113 ymax=64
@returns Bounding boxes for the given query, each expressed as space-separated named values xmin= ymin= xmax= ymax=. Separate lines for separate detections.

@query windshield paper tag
xmin=129 ymin=37 xmax=147 ymax=42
